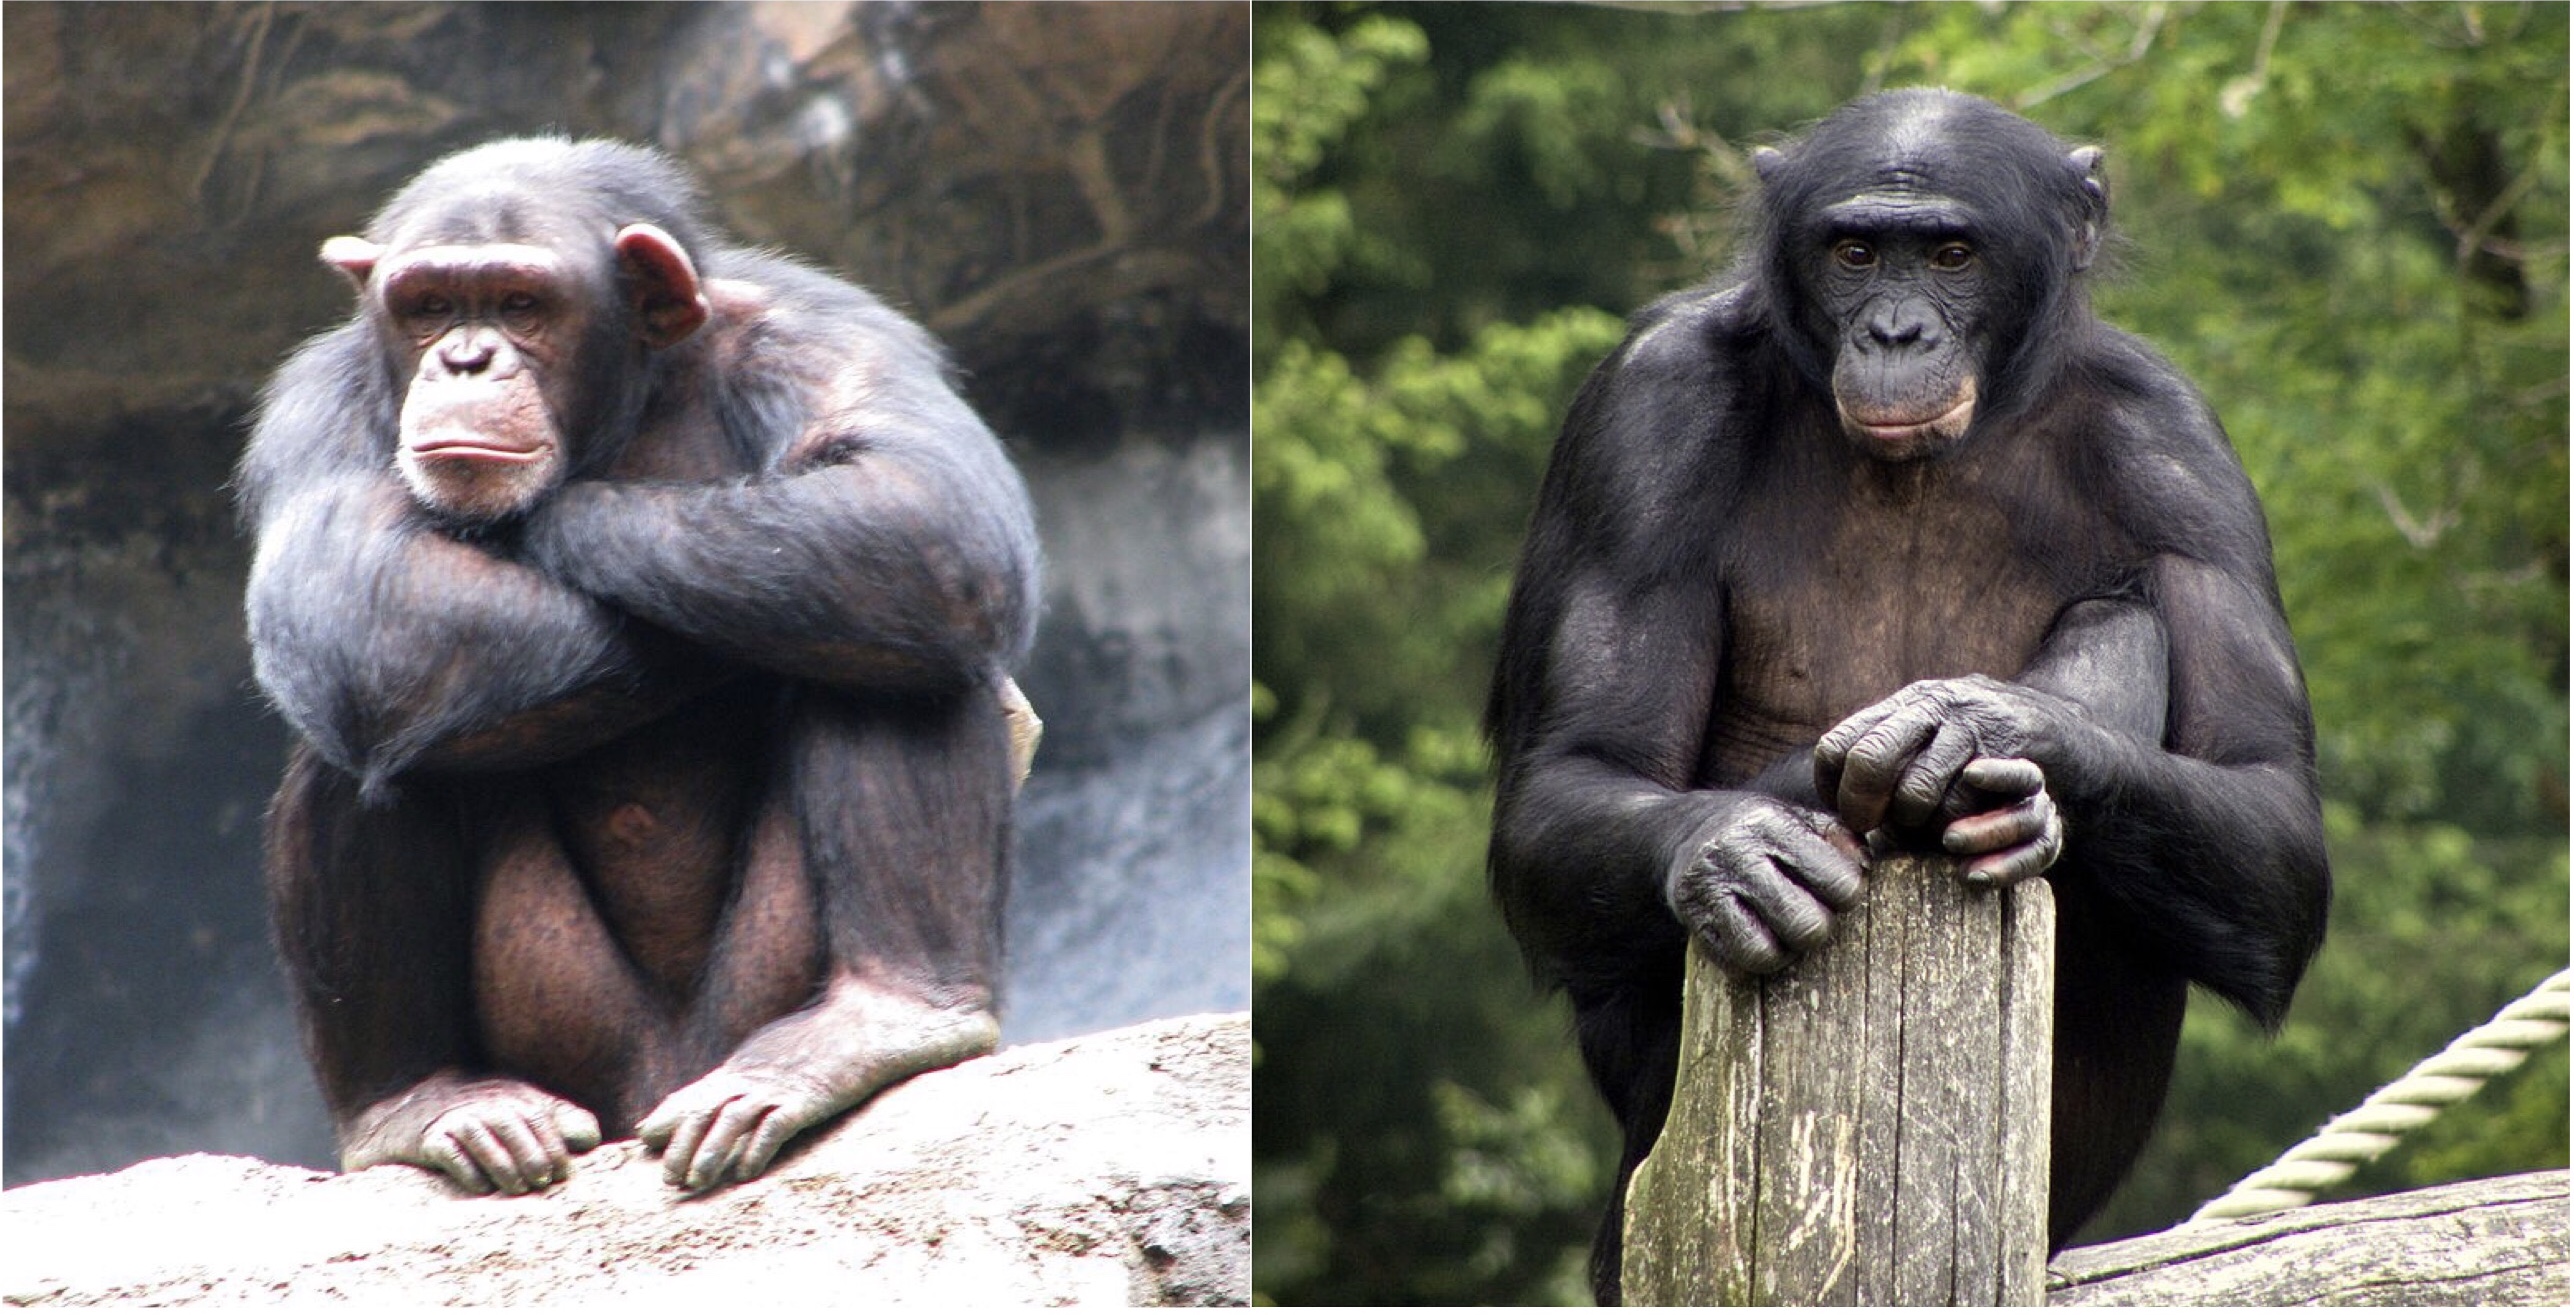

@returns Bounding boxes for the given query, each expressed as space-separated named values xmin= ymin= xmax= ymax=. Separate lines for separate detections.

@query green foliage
xmin=1254 ymin=2 xmax=2567 ymax=1303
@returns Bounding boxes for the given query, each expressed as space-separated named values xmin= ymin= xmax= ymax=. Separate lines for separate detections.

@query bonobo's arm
xmin=1813 ymin=412 xmax=2326 ymax=1022
xmin=241 ymin=328 xmax=716 ymax=791
xmin=522 ymin=268 xmax=1040 ymax=694
xmin=1487 ymin=304 xmax=1868 ymax=989
xmin=1811 ymin=598 xmax=2166 ymax=885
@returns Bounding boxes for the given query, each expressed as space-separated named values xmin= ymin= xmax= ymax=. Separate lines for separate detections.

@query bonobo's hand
xmin=343 ymin=1072 xmax=602 ymax=1195
xmin=1815 ymin=675 xmax=2076 ymax=884
xmin=1668 ymin=796 xmax=1868 ymax=975
xmin=1930 ymin=756 xmax=2064 ymax=886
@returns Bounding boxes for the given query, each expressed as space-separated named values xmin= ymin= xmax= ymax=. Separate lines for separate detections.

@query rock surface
xmin=1 ymin=1014 xmax=1250 ymax=1307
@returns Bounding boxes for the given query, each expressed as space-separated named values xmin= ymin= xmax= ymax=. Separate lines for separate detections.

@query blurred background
xmin=5 ymin=2 xmax=1248 ymax=1185
xmin=1251 ymin=2 xmax=2566 ymax=1303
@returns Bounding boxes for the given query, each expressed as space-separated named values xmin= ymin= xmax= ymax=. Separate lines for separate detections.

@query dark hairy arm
xmin=241 ymin=330 xmax=711 ymax=791
xmin=522 ymin=275 xmax=1040 ymax=694
xmin=1488 ymin=296 xmax=1868 ymax=989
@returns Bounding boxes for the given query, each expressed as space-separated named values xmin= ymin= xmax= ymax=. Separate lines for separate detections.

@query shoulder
xmin=704 ymin=248 xmax=945 ymax=356
xmin=2066 ymin=327 xmax=2275 ymax=572
xmin=240 ymin=322 xmax=394 ymax=522
xmin=1550 ymin=281 xmax=1774 ymax=505
xmin=1608 ymin=279 xmax=1766 ymax=383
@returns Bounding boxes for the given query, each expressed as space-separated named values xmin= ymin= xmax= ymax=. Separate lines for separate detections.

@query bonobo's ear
xmin=2069 ymin=146 xmax=2108 ymax=271
xmin=613 ymin=223 xmax=712 ymax=349
xmin=320 ymin=235 xmax=383 ymax=293
xmin=1752 ymin=145 xmax=1788 ymax=184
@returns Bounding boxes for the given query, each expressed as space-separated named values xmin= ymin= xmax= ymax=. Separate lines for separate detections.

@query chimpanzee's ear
xmin=613 ymin=223 xmax=712 ymax=349
xmin=320 ymin=236 xmax=383 ymax=293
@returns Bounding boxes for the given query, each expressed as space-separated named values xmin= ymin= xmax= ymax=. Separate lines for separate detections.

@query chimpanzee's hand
xmin=343 ymin=1072 xmax=602 ymax=1195
xmin=638 ymin=1062 xmax=841 ymax=1193
xmin=1668 ymin=797 xmax=1868 ymax=975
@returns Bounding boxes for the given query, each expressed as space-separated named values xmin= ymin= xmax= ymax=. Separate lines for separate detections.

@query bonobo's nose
xmin=1864 ymin=298 xmax=1937 ymax=349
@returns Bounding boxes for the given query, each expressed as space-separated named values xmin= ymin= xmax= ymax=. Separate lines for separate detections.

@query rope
xmin=2185 ymin=966 xmax=2571 ymax=1225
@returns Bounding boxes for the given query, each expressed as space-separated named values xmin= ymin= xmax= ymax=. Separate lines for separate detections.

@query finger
xmin=1962 ymin=811 xmax=2065 ymax=887
xmin=1944 ymin=791 xmax=2054 ymax=855
xmin=1891 ymin=722 xmax=1979 ymax=829
xmin=1814 ymin=697 xmax=1902 ymax=803
xmin=636 ymin=1100 xmax=678 ymax=1151
xmin=1959 ymin=756 xmax=2045 ymax=799
xmin=732 ymin=1110 xmax=802 ymax=1183
xmin=509 ymin=1110 xmax=570 ymax=1188
xmin=1702 ymin=891 xmax=1790 ymax=976
xmin=1734 ymin=859 xmax=1835 ymax=953
xmin=657 ymin=1107 xmax=715 ymax=1187
xmin=1760 ymin=812 xmax=1867 ymax=910
xmin=554 ymin=1104 xmax=604 ymax=1155
xmin=1832 ymin=713 xmax=1938 ymax=834
xmin=687 ymin=1098 xmax=771 ymax=1192
xmin=425 ymin=1129 xmax=495 ymax=1195
xmin=454 ymin=1120 xmax=532 ymax=1195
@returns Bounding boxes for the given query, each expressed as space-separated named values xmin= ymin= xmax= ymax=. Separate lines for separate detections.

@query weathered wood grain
xmin=1624 ymin=854 xmax=2055 ymax=1306
xmin=2047 ymin=1169 xmax=2569 ymax=1307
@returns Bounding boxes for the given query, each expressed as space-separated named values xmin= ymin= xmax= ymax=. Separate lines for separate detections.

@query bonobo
xmin=1483 ymin=90 xmax=2327 ymax=1301
xmin=240 ymin=137 xmax=1041 ymax=1195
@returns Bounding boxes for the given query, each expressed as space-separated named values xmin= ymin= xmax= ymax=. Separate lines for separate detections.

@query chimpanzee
xmin=238 ymin=137 xmax=1041 ymax=1196
xmin=1485 ymin=89 xmax=2329 ymax=1301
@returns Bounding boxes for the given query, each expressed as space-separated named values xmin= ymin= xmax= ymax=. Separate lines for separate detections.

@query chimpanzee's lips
xmin=411 ymin=436 xmax=548 ymax=464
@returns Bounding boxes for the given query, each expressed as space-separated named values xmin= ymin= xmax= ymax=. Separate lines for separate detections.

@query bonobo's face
xmin=1809 ymin=193 xmax=1992 ymax=463
xmin=1756 ymin=89 xmax=2106 ymax=466
xmin=322 ymin=221 xmax=709 ymax=523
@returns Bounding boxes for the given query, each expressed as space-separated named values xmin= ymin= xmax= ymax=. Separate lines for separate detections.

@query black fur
xmin=1484 ymin=91 xmax=2327 ymax=1302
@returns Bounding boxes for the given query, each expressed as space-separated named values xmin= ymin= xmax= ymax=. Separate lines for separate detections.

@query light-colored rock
xmin=1 ymin=1014 xmax=1249 ymax=1307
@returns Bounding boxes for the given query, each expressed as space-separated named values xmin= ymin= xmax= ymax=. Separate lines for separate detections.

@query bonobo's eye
xmin=1930 ymin=242 xmax=1976 ymax=272
xmin=1831 ymin=240 xmax=1877 ymax=270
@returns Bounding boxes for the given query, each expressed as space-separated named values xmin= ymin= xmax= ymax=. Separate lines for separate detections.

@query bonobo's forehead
xmin=1820 ymin=192 xmax=1974 ymax=235
xmin=1793 ymin=88 xmax=2069 ymax=213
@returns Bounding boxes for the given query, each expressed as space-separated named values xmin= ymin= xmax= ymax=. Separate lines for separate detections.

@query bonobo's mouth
xmin=1837 ymin=379 xmax=1978 ymax=458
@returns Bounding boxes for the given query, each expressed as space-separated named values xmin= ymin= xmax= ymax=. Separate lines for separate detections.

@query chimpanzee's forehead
xmin=377 ymin=185 xmax=614 ymax=255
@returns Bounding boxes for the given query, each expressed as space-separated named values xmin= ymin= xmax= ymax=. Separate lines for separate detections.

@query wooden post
xmin=1622 ymin=854 xmax=2055 ymax=1306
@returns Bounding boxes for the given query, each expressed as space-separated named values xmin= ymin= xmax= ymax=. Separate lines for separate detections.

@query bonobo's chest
xmin=1704 ymin=460 xmax=2083 ymax=784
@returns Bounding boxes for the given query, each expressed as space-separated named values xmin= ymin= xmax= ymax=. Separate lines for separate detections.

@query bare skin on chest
xmin=1705 ymin=454 xmax=2071 ymax=786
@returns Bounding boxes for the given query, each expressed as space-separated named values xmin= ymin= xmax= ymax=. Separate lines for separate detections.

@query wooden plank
xmin=2049 ymin=1170 xmax=2568 ymax=1307
xmin=1624 ymin=854 xmax=2054 ymax=1305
